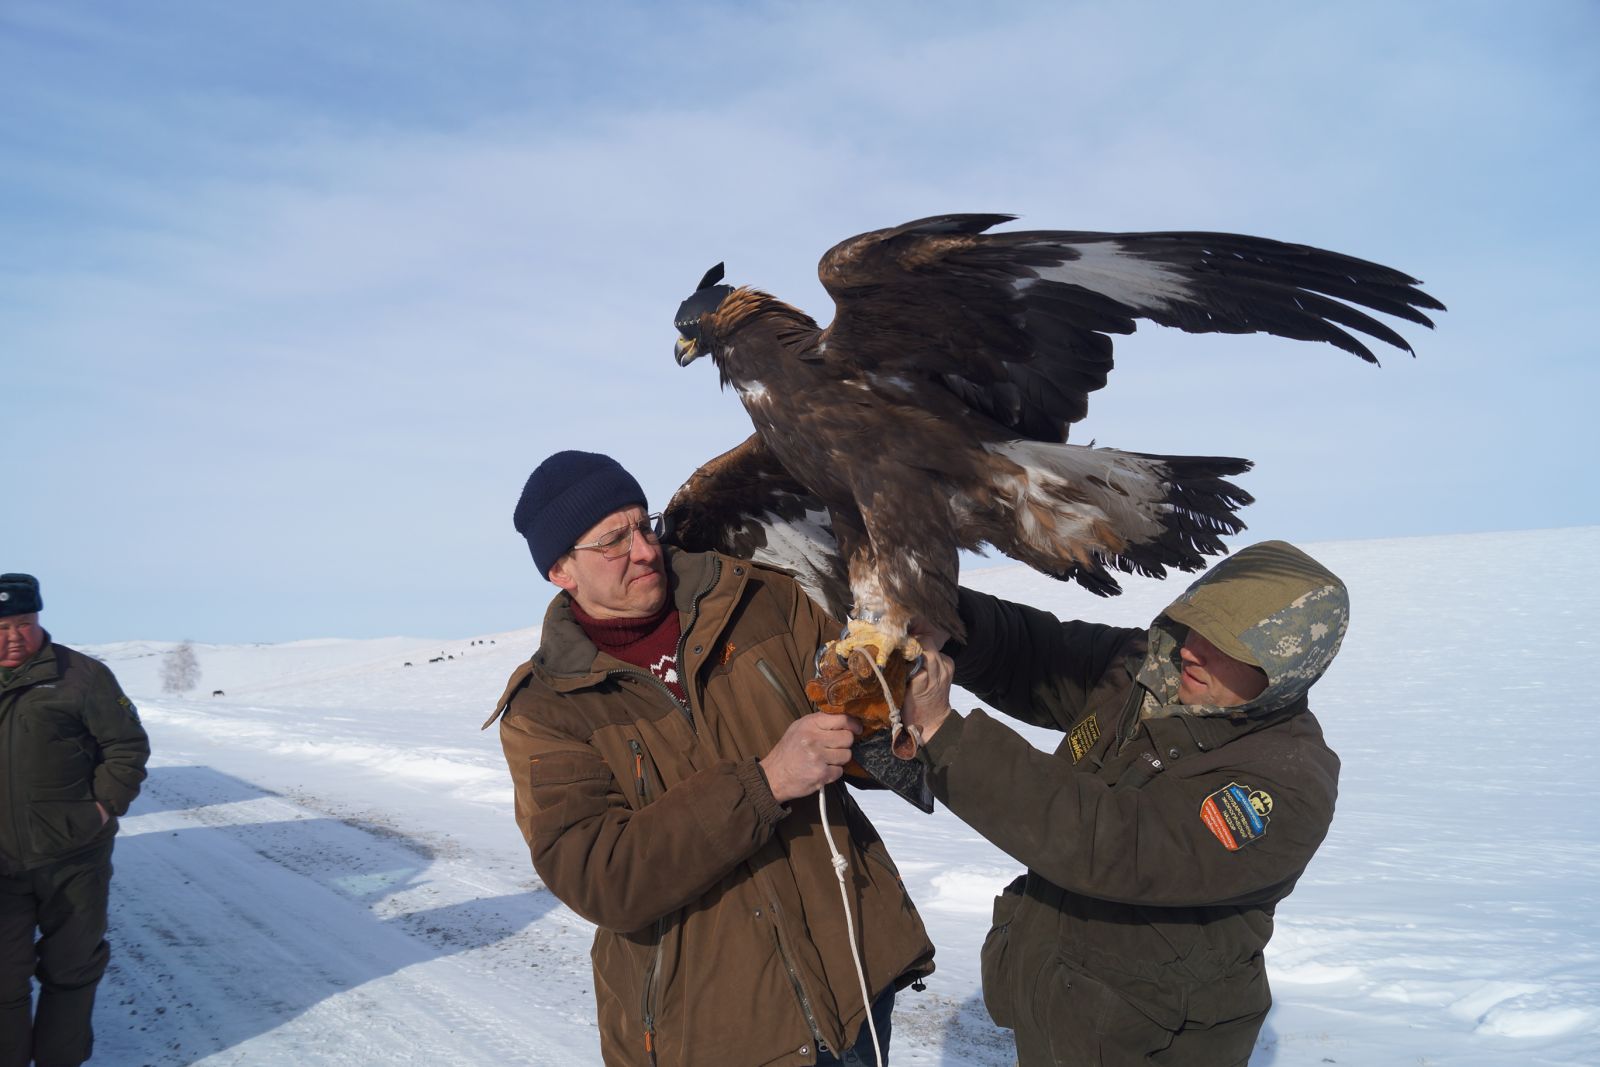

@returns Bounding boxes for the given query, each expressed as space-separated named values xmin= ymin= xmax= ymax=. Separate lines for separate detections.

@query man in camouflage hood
xmin=902 ymin=541 xmax=1346 ymax=1066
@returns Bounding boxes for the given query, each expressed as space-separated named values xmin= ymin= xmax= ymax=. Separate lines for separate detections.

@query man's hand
xmin=908 ymin=620 xmax=951 ymax=656
xmin=96 ymin=802 xmax=109 ymax=826
xmin=760 ymin=712 xmax=864 ymax=803
xmin=903 ymin=650 xmax=956 ymax=744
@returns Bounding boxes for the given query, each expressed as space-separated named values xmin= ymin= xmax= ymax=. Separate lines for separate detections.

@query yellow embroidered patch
xmin=1067 ymin=714 xmax=1100 ymax=762
xmin=720 ymin=642 xmax=736 ymax=667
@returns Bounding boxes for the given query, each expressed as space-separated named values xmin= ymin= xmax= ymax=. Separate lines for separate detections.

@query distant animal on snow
xmin=211 ymin=690 xmax=224 ymax=697
xmin=665 ymin=213 xmax=1441 ymax=748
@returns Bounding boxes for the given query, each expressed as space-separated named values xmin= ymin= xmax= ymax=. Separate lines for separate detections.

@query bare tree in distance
xmin=161 ymin=641 xmax=201 ymax=694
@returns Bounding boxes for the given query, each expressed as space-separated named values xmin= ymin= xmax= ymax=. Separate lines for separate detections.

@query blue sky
xmin=4 ymin=1 xmax=1596 ymax=643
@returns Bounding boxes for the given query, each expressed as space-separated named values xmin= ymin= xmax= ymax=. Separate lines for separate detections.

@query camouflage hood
xmin=1135 ymin=540 xmax=1348 ymax=718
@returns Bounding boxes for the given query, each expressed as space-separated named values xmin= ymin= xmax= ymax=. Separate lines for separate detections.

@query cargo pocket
xmin=1040 ymin=964 xmax=1177 ymax=1066
xmin=28 ymin=800 xmax=104 ymax=855
xmin=525 ymin=750 xmax=614 ymax=819
xmin=980 ymin=874 xmax=1028 ymax=1028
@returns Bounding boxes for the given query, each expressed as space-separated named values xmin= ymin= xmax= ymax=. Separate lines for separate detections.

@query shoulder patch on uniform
xmin=1067 ymin=714 xmax=1100 ymax=763
xmin=118 ymin=694 xmax=141 ymax=722
xmin=1200 ymin=781 xmax=1271 ymax=851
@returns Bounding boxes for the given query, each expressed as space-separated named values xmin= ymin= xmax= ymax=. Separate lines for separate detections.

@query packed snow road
xmin=96 ymin=762 xmax=597 ymax=1065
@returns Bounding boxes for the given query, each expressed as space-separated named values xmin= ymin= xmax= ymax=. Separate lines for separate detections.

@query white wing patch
xmin=745 ymin=506 xmax=844 ymax=615
xmin=985 ymin=440 xmax=1170 ymax=550
xmin=751 ymin=507 xmax=834 ymax=571
xmin=1018 ymin=241 xmax=1195 ymax=314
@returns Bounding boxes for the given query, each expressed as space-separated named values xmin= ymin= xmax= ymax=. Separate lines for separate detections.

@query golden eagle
xmin=664 ymin=213 xmax=1440 ymax=731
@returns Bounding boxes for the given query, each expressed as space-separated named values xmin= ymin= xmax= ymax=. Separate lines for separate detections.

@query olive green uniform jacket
xmin=0 ymin=636 xmax=150 ymax=876
xmin=493 ymin=550 xmax=934 ymax=1067
xmin=919 ymin=542 xmax=1345 ymax=1066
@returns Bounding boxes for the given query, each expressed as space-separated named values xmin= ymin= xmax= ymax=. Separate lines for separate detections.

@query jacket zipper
xmin=627 ymin=736 xmax=666 ymax=1065
xmin=744 ymin=655 xmax=831 ymax=1049
xmin=755 ymin=659 xmax=808 ymax=719
xmin=605 ymin=556 xmax=723 ymax=735
xmin=1113 ymin=682 xmax=1146 ymax=755
xmin=609 ymin=668 xmax=695 ymax=733
xmin=530 ymin=556 xmax=733 ymax=1063
xmin=767 ymin=897 xmax=825 ymax=1052
xmin=639 ymin=913 xmax=667 ymax=1066
xmin=671 ymin=555 xmax=722 ymax=726
xmin=628 ymin=739 xmax=647 ymax=801
xmin=625 ymin=559 xmax=721 ymax=1064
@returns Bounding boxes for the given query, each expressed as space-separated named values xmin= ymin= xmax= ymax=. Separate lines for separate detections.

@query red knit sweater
xmin=570 ymin=599 xmax=687 ymax=705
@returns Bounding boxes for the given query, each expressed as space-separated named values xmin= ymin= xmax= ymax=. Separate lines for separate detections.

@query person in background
xmin=488 ymin=452 xmax=933 ymax=1067
xmin=0 ymin=573 xmax=150 ymax=1067
xmin=902 ymin=541 xmax=1346 ymax=1066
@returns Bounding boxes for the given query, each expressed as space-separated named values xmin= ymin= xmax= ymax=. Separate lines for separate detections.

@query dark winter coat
xmin=920 ymin=541 xmax=1345 ymax=1066
xmin=492 ymin=549 xmax=934 ymax=1067
xmin=0 ymin=636 xmax=150 ymax=875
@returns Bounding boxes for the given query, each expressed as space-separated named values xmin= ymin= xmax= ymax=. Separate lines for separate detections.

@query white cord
xmin=818 ymin=785 xmax=882 ymax=1067
xmin=868 ymin=653 xmax=922 ymax=760
xmin=814 ymin=654 xmax=904 ymax=1067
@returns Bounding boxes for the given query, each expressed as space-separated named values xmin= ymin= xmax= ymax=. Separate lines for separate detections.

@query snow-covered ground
xmin=78 ymin=527 xmax=1599 ymax=1066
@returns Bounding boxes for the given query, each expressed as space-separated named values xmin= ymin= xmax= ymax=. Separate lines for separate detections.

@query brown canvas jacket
xmin=493 ymin=549 xmax=933 ymax=1067
xmin=920 ymin=545 xmax=1343 ymax=1064
xmin=0 ymin=636 xmax=150 ymax=874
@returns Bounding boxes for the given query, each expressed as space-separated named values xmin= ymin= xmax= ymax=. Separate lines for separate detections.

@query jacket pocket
xmin=27 ymin=800 xmax=104 ymax=856
xmin=1038 ymin=961 xmax=1179 ymax=1065
xmin=980 ymin=874 xmax=1029 ymax=1028
xmin=614 ymin=728 xmax=675 ymax=813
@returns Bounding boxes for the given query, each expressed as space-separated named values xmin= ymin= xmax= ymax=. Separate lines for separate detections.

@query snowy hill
xmin=80 ymin=527 xmax=1600 ymax=1065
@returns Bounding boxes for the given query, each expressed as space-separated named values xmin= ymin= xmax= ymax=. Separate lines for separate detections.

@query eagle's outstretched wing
xmin=818 ymin=213 xmax=1444 ymax=442
xmin=661 ymin=433 xmax=849 ymax=619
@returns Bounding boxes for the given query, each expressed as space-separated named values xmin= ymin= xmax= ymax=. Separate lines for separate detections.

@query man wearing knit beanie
xmin=1 ymin=574 xmax=150 ymax=1067
xmin=492 ymin=453 xmax=933 ymax=1067
xmin=512 ymin=450 xmax=670 ymax=623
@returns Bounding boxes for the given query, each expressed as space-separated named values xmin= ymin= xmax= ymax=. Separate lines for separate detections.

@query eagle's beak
xmin=675 ymin=337 xmax=702 ymax=367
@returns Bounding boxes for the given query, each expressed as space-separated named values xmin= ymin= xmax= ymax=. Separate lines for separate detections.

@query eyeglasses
xmin=571 ymin=513 xmax=665 ymax=560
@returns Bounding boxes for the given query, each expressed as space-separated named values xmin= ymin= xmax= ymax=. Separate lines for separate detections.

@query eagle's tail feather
xmin=975 ymin=441 xmax=1252 ymax=596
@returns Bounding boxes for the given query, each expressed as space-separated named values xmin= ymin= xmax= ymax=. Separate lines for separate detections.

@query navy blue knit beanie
xmin=0 ymin=573 xmax=42 ymax=617
xmin=513 ymin=452 xmax=648 ymax=577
